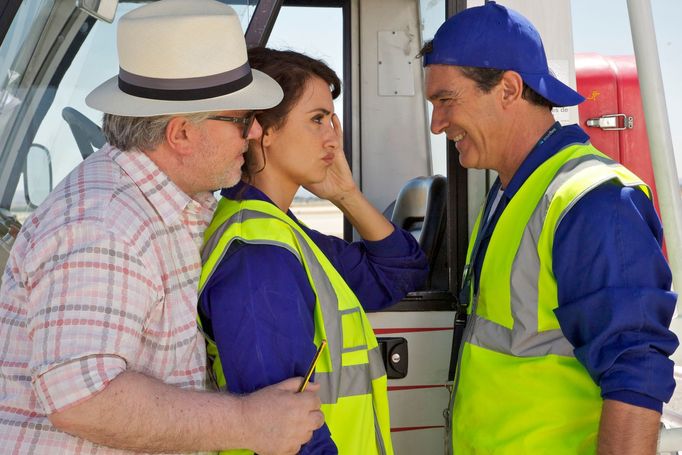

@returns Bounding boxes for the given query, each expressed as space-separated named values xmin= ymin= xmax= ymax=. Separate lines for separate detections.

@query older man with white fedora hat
xmin=0 ymin=0 xmax=324 ymax=454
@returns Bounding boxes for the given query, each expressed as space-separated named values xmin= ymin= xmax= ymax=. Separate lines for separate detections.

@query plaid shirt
xmin=0 ymin=145 xmax=216 ymax=454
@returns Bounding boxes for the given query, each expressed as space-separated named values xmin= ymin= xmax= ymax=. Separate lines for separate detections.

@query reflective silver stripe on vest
xmin=339 ymin=308 xmax=369 ymax=353
xmin=314 ymin=346 xmax=385 ymax=402
xmin=467 ymin=313 xmax=574 ymax=357
xmin=468 ymin=153 xmax=620 ymax=358
xmin=200 ymin=209 xmax=302 ymax=293
xmin=202 ymin=211 xmax=301 ymax=266
xmin=315 ymin=365 xmax=373 ymax=402
xmin=201 ymin=208 xmax=385 ymax=405
xmin=368 ymin=346 xmax=386 ymax=380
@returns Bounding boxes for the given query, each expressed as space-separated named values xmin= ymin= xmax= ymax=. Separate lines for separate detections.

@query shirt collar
xmin=221 ymin=181 xmax=300 ymax=222
xmin=501 ymin=122 xmax=590 ymax=200
xmin=110 ymin=146 xmax=216 ymax=225
xmin=221 ymin=180 xmax=270 ymax=203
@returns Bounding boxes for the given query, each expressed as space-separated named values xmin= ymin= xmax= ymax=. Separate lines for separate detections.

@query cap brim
xmin=518 ymin=71 xmax=585 ymax=107
xmin=85 ymin=69 xmax=283 ymax=116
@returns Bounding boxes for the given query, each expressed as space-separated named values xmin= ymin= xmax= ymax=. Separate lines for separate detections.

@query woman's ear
xmin=246 ymin=138 xmax=266 ymax=171
xmin=499 ymin=70 xmax=524 ymax=107
xmin=261 ymin=127 xmax=273 ymax=148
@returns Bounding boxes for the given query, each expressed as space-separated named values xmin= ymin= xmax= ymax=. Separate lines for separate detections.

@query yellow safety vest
xmin=449 ymin=144 xmax=651 ymax=454
xmin=198 ymin=197 xmax=393 ymax=455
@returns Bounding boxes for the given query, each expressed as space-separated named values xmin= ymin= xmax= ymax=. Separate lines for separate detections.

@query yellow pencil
xmin=298 ymin=339 xmax=327 ymax=392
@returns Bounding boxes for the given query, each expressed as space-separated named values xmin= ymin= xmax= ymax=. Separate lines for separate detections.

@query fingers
xmin=311 ymin=410 xmax=325 ymax=429
xmin=269 ymin=378 xmax=321 ymax=413
xmin=273 ymin=378 xmax=318 ymax=395
xmin=242 ymin=380 xmax=324 ymax=455
xmin=300 ymin=383 xmax=323 ymax=430
xmin=272 ymin=377 xmax=304 ymax=392
xmin=301 ymin=389 xmax=321 ymax=410
xmin=304 ymin=381 xmax=320 ymax=392
xmin=331 ymin=113 xmax=343 ymax=142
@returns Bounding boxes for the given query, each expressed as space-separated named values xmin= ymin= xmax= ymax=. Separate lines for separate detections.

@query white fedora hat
xmin=86 ymin=0 xmax=283 ymax=116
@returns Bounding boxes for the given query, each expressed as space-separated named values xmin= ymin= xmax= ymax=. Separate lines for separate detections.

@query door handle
xmin=377 ymin=337 xmax=408 ymax=379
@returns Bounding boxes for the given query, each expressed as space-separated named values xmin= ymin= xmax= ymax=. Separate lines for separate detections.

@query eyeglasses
xmin=207 ymin=112 xmax=257 ymax=139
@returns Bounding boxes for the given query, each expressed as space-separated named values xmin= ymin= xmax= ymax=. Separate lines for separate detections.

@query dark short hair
xmin=418 ymin=40 xmax=555 ymax=110
xmin=243 ymin=47 xmax=341 ymax=178
xmin=249 ymin=47 xmax=341 ymax=134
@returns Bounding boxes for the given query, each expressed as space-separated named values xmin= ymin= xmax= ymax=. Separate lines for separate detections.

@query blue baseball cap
xmin=423 ymin=1 xmax=584 ymax=107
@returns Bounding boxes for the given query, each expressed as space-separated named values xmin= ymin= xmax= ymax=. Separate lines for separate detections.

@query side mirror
xmin=23 ymin=144 xmax=53 ymax=209
xmin=76 ymin=0 xmax=118 ymax=23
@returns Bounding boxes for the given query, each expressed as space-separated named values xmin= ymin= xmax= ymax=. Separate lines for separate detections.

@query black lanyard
xmin=448 ymin=181 xmax=502 ymax=381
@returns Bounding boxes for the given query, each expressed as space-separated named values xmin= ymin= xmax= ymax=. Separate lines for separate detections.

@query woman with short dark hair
xmin=199 ymin=48 xmax=428 ymax=455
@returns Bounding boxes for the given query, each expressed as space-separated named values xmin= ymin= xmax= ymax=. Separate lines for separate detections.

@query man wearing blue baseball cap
xmin=421 ymin=2 xmax=677 ymax=454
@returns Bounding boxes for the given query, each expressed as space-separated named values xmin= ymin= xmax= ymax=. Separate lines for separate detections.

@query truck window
xmin=1 ymin=2 xmax=149 ymax=221
xmin=1 ymin=0 xmax=259 ymax=223
xmin=420 ymin=0 xmax=446 ymax=176
xmin=9 ymin=5 xmax=128 ymax=216
xmin=0 ymin=0 xmax=57 ymax=221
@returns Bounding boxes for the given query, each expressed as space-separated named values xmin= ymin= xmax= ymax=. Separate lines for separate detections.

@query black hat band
xmin=118 ymin=63 xmax=253 ymax=101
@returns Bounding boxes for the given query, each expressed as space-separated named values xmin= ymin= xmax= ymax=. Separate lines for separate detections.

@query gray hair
xmin=102 ymin=112 xmax=214 ymax=151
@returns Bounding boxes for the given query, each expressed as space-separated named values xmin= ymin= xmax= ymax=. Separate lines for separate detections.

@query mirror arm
xmin=75 ymin=0 xmax=118 ymax=23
